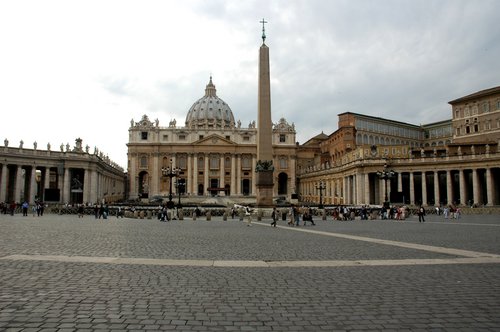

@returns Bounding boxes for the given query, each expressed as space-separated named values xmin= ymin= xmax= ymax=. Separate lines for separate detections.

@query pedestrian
xmin=288 ymin=205 xmax=294 ymax=226
xmin=94 ymin=204 xmax=99 ymax=219
xmin=21 ymin=201 xmax=29 ymax=216
xmin=270 ymin=207 xmax=277 ymax=227
xmin=77 ymin=204 xmax=84 ymax=218
xmin=418 ymin=205 xmax=426 ymax=222
xmin=245 ymin=206 xmax=252 ymax=226
xmin=294 ymin=206 xmax=301 ymax=226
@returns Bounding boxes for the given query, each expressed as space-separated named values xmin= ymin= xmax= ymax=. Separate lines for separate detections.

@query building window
xmin=225 ymin=135 xmax=230 ymax=140
xmin=199 ymin=135 xmax=204 ymax=140
xmin=465 ymin=107 xmax=470 ymax=117
xmin=162 ymin=135 xmax=168 ymax=141
xmin=466 ymin=126 xmax=470 ymax=134
xmin=141 ymin=132 xmax=148 ymax=140
xmin=456 ymin=127 xmax=461 ymax=136
xmin=210 ymin=155 xmax=219 ymax=170
xmin=242 ymin=156 xmax=251 ymax=169
xmin=279 ymin=157 xmax=288 ymax=169
xmin=496 ymin=100 xmax=500 ymax=110
xmin=474 ymin=124 xmax=479 ymax=132
xmin=140 ymin=155 xmax=148 ymax=168
xmin=243 ymin=136 xmax=250 ymax=142
xmin=177 ymin=155 xmax=187 ymax=169
xmin=455 ymin=110 xmax=460 ymax=118
xmin=225 ymin=157 xmax=231 ymax=169
xmin=279 ymin=134 xmax=286 ymax=143
xmin=483 ymin=102 xmax=490 ymax=113
xmin=179 ymin=135 xmax=186 ymax=140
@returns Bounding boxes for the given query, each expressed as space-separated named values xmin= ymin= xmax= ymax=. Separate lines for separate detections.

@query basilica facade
xmin=127 ymin=77 xmax=297 ymax=202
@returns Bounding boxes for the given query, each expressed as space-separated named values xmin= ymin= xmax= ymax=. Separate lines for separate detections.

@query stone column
xmin=421 ymin=172 xmax=427 ymax=206
xmin=0 ymin=164 xmax=7 ymax=202
xmin=434 ymin=171 xmax=440 ymax=206
xmin=83 ymin=168 xmax=91 ymax=203
xmin=363 ymin=173 xmax=370 ymax=204
xmin=486 ymin=168 xmax=493 ymax=206
xmin=204 ymin=154 xmax=209 ymax=196
xmin=397 ymin=172 xmax=402 ymax=192
xmin=380 ymin=177 xmax=385 ymax=204
xmin=459 ymin=169 xmax=466 ymax=206
xmin=446 ymin=170 xmax=453 ymax=205
xmin=230 ymin=154 xmax=236 ymax=195
xmin=219 ymin=155 xmax=225 ymax=196
xmin=152 ymin=153 xmax=159 ymax=196
xmin=251 ymin=154 xmax=256 ymax=195
xmin=15 ymin=165 xmax=24 ymax=203
xmin=409 ymin=172 xmax=415 ymax=205
xmin=472 ymin=168 xmax=480 ymax=206
xmin=193 ymin=153 xmax=198 ymax=195
xmin=129 ymin=154 xmax=137 ymax=200
xmin=236 ymin=155 xmax=241 ymax=195
xmin=343 ymin=177 xmax=347 ymax=205
xmin=63 ymin=168 xmax=70 ymax=204
xmin=289 ymin=156 xmax=296 ymax=198
xmin=187 ymin=154 xmax=192 ymax=195
xmin=90 ymin=169 xmax=98 ymax=204
xmin=29 ymin=167 xmax=37 ymax=203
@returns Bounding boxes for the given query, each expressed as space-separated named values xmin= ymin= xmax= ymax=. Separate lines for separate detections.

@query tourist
xmin=418 ymin=205 xmax=426 ymax=222
xmin=270 ymin=207 xmax=277 ymax=227
xmin=21 ymin=201 xmax=29 ymax=216
xmin=245 ymin=206 xmax=252 ymax=226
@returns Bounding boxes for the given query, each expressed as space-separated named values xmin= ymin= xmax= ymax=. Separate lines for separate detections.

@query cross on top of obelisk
xmin=260 ymin=18 xmax=268 ymax=43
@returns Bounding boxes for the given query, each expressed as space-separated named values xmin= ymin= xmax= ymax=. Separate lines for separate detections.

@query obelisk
xmin=256 ymin=18 xmax=274 ymax=207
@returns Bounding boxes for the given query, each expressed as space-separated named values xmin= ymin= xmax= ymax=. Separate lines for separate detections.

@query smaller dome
xmin=185 ymin=77 xmax=235 ymax=129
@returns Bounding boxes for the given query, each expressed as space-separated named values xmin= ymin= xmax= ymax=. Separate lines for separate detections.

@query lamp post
xmin=376 ymin=164 xmax=395 ymax=204
xmin=175 ymin=180 xmax=185 ymax=208
xmin=315 ymin=180 xmax=326 ymax=209
xmin=161 ymin=160 xmax=180 ymax=209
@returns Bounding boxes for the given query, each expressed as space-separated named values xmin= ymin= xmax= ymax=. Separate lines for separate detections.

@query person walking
xmin=270 ymin=207 xmax=277 ymax=227
xmin=418 ymin=205 xmax=426 ymax=222
xmin=245 ymin=206 xmax=253 ymax=226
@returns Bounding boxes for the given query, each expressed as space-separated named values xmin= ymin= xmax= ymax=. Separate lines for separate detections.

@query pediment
xmin=194 ymin=134 xmax=236 ymax=146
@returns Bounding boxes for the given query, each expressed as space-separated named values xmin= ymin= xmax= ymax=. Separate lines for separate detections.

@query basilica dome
xmin=185 ymin=77 xmax=235 ymax=129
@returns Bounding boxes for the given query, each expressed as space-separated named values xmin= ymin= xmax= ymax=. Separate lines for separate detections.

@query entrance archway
xmin=138 ymin=171 xmax=149 ymax=199
xmin=278 ymin=172 xmax=288 ymax=196
xmin=242 ymin=179 xmax=250 ymax=196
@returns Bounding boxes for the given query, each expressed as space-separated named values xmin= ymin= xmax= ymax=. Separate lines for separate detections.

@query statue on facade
xmin=85 ymin=144 xmax=90 ymax=153
xmin=156 ymin=118 xmax=160 ymax=127
xmin=19 ymin=140 xmax=24 ymax=149
xmin=485 ymin=144 xmax=490 ymax=154
xmin=457 ymin=146 xmax=462 ymax=155
xmin=47 ymin=142 xmax=51 ymax=151
xmin=237 ymin=120 xmax=241 ymax=128
xmin=33 ymin=141 xmax=37 ymax=150
xmin=65 ymin=143 xmax=70 ymax=152
xmin=4 ymin=138 xmax=8 ymax=147
xmin=470 ymin=145 xmax=475 ymax=155
xmin=60 ymin=143 xmax=64 ymax=152
xmin=130 ymin=118 xmax=135 ymax=127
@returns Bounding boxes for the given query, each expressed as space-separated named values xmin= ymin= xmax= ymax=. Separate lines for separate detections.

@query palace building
xmin=297 ymin=86 xmax=500 ymax=207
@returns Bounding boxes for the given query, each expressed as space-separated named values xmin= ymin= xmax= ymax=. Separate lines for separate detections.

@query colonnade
xmin=300 ymin=165 xmax=500 ymax=207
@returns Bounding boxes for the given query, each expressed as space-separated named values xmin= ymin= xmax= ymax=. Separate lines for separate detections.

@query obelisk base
xmin=256 ymin=170 xmax=274 ymax=207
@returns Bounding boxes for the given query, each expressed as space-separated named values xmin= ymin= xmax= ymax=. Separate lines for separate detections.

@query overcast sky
xmin=1 ymin=0 xmax=499 ymax=168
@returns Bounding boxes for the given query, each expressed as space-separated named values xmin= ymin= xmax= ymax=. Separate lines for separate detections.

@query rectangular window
xmin=225 ymin=135 xmax=230 ymax=140
xmin=474 ymin=124 xmax=479 ymax=132
xmin=141 ymin=132 xmax=148 ymax=140
xmin=279 ymin=134 xmax=286 ymax=143
xmin=279 ymin=158 xmax=288 ymax=169
xmin=210 ymin=156 xmax=219 ymax=170
xmin=243 ymin=136 xmax=250 ymax=142
xmin=483 ymin=102 xmax=490 ymax=113
xmin=178 ymin=135 xmax=186 ymax=140
xmin=162 ymin=135 xmax=168 ymax=141
xmin=199 ymin=135 xmax=204 ymax=140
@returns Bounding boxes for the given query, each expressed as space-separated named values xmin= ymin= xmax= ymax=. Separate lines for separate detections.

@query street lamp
xmin=377 ymin=164 xmax=395 ymax=203
xmin=315 ymin=180 xmax=326 ymax=209
xmin=161 ymin=160 xmax=180 ymax=209
xmin=175 ymin=180 xmax=185 ymax=208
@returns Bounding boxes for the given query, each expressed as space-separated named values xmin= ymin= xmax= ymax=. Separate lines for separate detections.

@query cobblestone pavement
xmin=1 ymin=212 xmax=499 ymax=331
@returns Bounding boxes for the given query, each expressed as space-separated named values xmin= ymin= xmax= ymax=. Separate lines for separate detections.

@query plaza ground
xmin=1 ymin=213 xmax=499 ymax=331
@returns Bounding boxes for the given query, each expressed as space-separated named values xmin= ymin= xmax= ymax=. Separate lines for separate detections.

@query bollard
xmin=147 ymin=210 xmax=152 ymax=219
xmin=178 ymin=209 xmax=184 ymax=220
xmin=322 ymin=209 xmax=327 ymax=221
xmin=223 ymin=212 xmax=228 ymax=221
xmin=206 ymin=210 xmax=211 ymax=221
xmin=257 ymin=209 xmax=263 ymax=221
xmin=192 ymin=210 xmax=197 ymax=221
